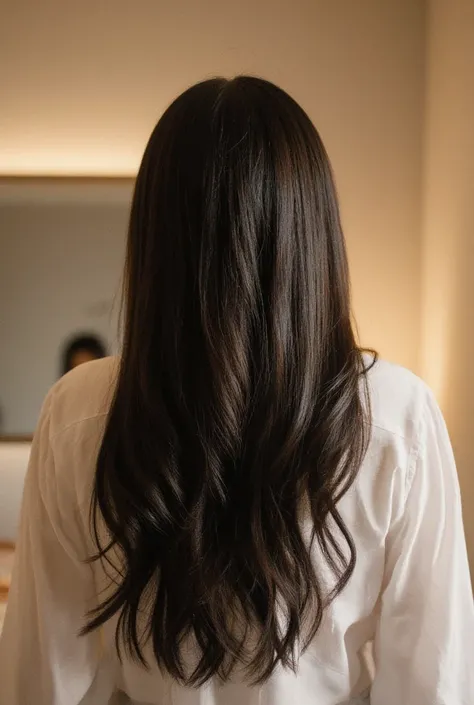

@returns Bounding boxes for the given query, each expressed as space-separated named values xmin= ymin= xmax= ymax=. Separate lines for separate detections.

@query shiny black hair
xmin=84 ymin=76 xmax=373 ymax=686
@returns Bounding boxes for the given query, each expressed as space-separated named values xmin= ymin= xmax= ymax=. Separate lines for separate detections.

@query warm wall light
xmin=420 ymin=235 xmax=457 ymax=409
xmin=0 ymin=148 xmax=140 ymax=177
xmin=421 ymin=313 xmax=451 ymax=408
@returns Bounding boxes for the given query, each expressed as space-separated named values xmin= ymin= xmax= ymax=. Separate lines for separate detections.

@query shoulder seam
xmin=371 ymin=422 xmax=410 ymax=442
xmin=404 ymin=435 xmax=422 ymax=502
xmin=50 ymin=411 xmax=109 ymax=441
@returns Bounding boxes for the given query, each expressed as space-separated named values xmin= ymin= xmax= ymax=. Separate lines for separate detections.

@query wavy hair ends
xmin=83 ymin=76 xmax=373 ymax=686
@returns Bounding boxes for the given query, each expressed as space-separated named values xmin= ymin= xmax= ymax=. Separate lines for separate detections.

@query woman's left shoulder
xmin=48 ymin=356 xmax=119 ymax=440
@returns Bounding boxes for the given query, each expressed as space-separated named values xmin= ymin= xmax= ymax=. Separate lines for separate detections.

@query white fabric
xmin=0 ymin=357 xmax=472 ymax=704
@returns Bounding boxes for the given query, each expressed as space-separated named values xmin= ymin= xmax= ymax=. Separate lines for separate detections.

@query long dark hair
xmin=84 ymin=76 xmax=373 ymax=686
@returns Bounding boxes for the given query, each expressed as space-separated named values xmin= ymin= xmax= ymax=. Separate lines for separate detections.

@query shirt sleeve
xmin=371 ymin=390 xmax=474 ymax=705
xmin=0 ymin=391 xmax=115 ymax=705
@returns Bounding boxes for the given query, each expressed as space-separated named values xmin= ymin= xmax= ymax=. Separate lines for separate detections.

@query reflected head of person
xmin=0 ymin=77 xmax=472 ymax=705
xmin=61 ymin=333 xmax=108 ymax=376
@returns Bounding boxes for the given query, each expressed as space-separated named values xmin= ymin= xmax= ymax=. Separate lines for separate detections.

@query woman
xmin=61 ymin=333 xmax=108 ymax=376
xmin=0 ymin=77 xmax=472 ymax=705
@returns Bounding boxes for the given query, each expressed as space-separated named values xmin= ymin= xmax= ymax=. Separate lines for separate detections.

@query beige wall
xmin=422 ymin=0 xmax=474 ymax=564
xmin=0 ymin=0 xmax=427 ymax=371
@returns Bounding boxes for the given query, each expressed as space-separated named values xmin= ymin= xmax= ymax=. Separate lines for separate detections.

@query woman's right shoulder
xmin=354 ymin=357 xmax=441 ymax=535
xmin=365 ymin=356 xmax=435 ymax=448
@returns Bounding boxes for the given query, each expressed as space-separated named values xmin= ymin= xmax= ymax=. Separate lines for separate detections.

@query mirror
xmin=0 ymin=177 xmax=133 ymax=591
xmin=0 ymin=177 xmax=133 ymax=439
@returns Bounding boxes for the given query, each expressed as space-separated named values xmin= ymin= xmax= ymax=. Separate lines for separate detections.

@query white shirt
xmin=0 ymin=357 xmax=473 ymax=705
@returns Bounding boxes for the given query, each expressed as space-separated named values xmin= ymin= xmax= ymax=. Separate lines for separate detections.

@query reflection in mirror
xmin=0 ymin=178 xmax=133 ymax=611
xmin=0 ymin=177 xmax=133 ymax=438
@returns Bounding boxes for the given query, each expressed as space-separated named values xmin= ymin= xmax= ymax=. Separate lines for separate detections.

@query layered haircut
xmin=83 ymin=76 xmax=373 ymax=686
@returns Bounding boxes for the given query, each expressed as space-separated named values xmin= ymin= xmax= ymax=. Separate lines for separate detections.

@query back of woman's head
xmin=61 ymin=333 xmax=107 ymax=376
xmin=85 ymin=76 xmax=371 ymax=685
